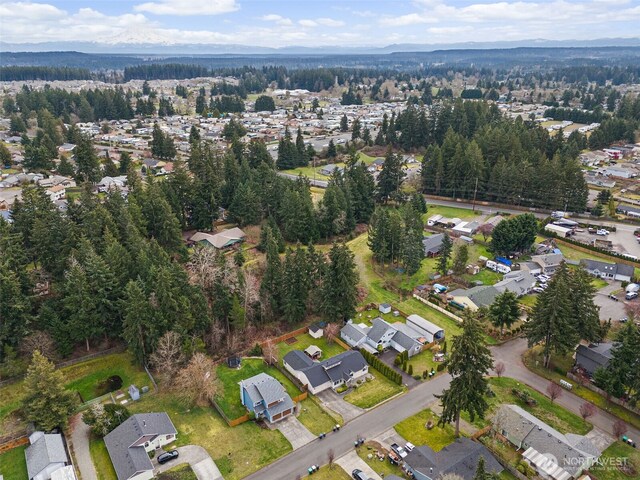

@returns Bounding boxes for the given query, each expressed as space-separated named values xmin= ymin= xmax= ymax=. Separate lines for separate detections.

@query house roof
xmin=309 ymin=323 xmax=323 ymax=333
xmin=391 ymin=329 xmax=421 ymax=351
xmin=450 ymin=285 xmax=500 ymax=308
xmin=190 ymin=227 xmax=246 ymax=249
xmin=25 ymin=433 xmax=68 ymax=480
xmin=532 ymin=253 xmax=564 ymax=267
xmin=580 ymin=259 xmax=634 ymax=278
xmin=497 ymin=405 xmax=600 ymax=476
xmin=494 ymin=272 xmax=537 ymax=296
xmin=367 ymin=317 xmax=393 ymax=343
xmin=404 ymin=438 xmax=502 ymax=480
xmin=576 ymin=343 xmax=614 ymax=367
xmin=286 ymin=350 xmax=367 ymax=388
xmin=241 ymin=373 xmax=287 ymax=406
xmin=340 ymin=322 xmax=368 ymax=344
xmin=304 ymin=345 xmax=322 ymax=357
xmin=406 ymin=314 xmax=444 ymax=337
xmin=422 ymin=233 xmax=444 ymax=254
xmin=284 ymin=350 xmax=315 ymax=370
xmin=104 ymin=413 xmax=177 ymax=480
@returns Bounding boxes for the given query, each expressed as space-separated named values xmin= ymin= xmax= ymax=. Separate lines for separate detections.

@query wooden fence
xmin=412 ymin=294 xmax=464 ymax=324
xmin=260 ymin=326 xmax=309 ymax=349
xmin=0 ymin=434 xmax=29 ymax=453
xmin=291 ymin=391 xmax=309 ymax=403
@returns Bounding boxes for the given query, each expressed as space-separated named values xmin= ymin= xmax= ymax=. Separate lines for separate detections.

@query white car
xmin=533 ymin=287 xmax=545 ymax=293
xmin=537 ymin=274 xmax=550 ymax=282
xmin=596 ymin=229 xmax=609 ymax=236
xmin=405 ymin=442 xmax=415 ymax=452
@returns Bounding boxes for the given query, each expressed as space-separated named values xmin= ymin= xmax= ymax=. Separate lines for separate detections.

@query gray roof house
xmin=240 ymin=373 xmax=294 ymax=423
xmin=530 ymin=253 xmax=565 ymax=274
xmin=580 ymin=259 xmax=634 ymax=282
xmin=340 ymin=317 xmax=431 ymax=358
xmin=25 ymin=431 xmax=72 ymax=480
xmin=283 ymin=350 xmax=368 ymax=394
xmin=449 ymin=285 xmax=500 ymax=311
xmin=404 ymin=437 xmax=503 ymax=480
xmin=495 ymin=404 xmax=600 ymax=480
xmin=104 ymin=412 xmax=177 ymax=480
xmin=422 ymin=234 xmax=445 ymax=257
xmin=575 ymin=342 xmax=615 ymax=376
xmin=494 ymin=271 xmax=537 ymax=297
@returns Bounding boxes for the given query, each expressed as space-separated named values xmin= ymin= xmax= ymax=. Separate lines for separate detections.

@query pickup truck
xmin=390 ymin=443 xmax=407 ymax=458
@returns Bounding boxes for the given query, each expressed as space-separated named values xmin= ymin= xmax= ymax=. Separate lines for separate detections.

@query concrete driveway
xmin=153 ymin=445 xmax=223 ymax=480
xmin=276 ymin=416 xmax=317 ymax=450
xmin=316 ymin=389 xmax=364 ymax=423
xmin=594 ymin=283 xmax=627 ymax=321
xmin=69 ymin=413 xmax=98 ymax=480
xmin=336 ymin=451 xmax=383 ymax=480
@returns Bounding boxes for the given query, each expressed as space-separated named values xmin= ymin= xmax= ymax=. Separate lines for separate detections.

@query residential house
xmin=448 ymin=285 xmax=500 ymax=311
xmin=494 ymin=271 xmax=537 ymax=297
xmin=283 ymin=350 xmax=368 ymax=394
xmin=575 ymin=343 xmax=614 ymax=376
xmin=605 ymin=166 xmax=636 ymax=179
xmin=37 ymin=176 xmax=76 ymax=189
xmin=105 ymin=412 xmax=177 ymax=480
xmin=25 ymin=431 xmax=74 ymax=480
xmin=495 ymin=404 xmax=601 ymax=480
xmin=239 ymin=373 xmax=294 ymax=423
xmin=98 ymin=176 xmax=127 ymax=193
xmin=427 ymin=214 xmax=442 ymax=227
xmin=452 ymin=221 xmax=480 ymax=236
xmin=58 ymin=143 xmax=76 ymax=154
xmin=46 ymin=185 xmax=66 ymax=202
xmin=320 ymin=164 xmax=342 ymax=176
xmin=545 ymin=224 xmax=573 ymax=238
xmin=529 ymin=253 xmax=565 ymax=274
xmin=405 ymin=314 xmax=445 ymax=343
xmin=308 ymin=323 xmax=323 ymax=339
xmin=189 ymin=227 xmax=246 ymax=249
xmin=404 ymin=438 xmax=503 ymax=480
xmin=484 ymin=215 xmax=504 ymax=228
xmin=422 ymin=233 xmax=445 ymax=257
xmin=580 ymin=259 xmax=634 ymax=282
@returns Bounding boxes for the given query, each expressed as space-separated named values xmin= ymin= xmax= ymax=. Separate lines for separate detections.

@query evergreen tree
xmin=260 ymin=229 xmax=283 ymax=316
xmin=295 ymin=128 xmax=308 ymax=166
xmin=351 ymin=118 xmax=361 ymax=141
xmin=452 ymin=243 xmax=469 ymax=275
xmin=327 ymin=139 xmax=337 ymax=159
xmin=0 ymin=263 xmax=30 ymax=359
xmin=118 ymin=151 xmax=131 ymax=175
xmin=473 ymin=457 xmax=492 ymax=480
xmin=255 ymin=95 xmax=276 ymax=112
xmin=228 ymin=182 xmax=261 ymax=226
xmin=437 ymin=313 xmax=493 ymax=436
xmin=569 ymin=267 xmax=603 ymax=343
xmin=122 ymin=280 xmax=156 ymax=363
xmin=594 ymin=322 xmax=640 ymax=400
xmin=22 ymin=351 xmax=77 ymax=430
xmin=340 ymin=114 xmax=348 ymax=132
xmin=0 ymin=143 xmax=11 ymax=166
xmin=321 ymin=243 xmax=359 ymax=322
xmin=376 ymin=149 xmax=405 ymax=203
xmin=437 ymin=233 xmax=453 ymax=275
xmin=281 ymin=247 xmax=311 ymax=324
xmin=57 ymin=155 xmax=74 ymax=177
xmin=489 ymin=291 xmax=520 ymax=335
xmin=276 ymin=127 xmax=297 ymax=170
xmin=74 ymin=135 xmax=101 ymax=182
xmin=525 ymin=263 xmax=577 ymax=368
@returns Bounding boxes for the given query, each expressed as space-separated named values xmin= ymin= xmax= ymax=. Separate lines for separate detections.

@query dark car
xmin=352 ymin=469 xmax=368 ymax=480
xmin=157 ymin=450 xmax=179 ymax=464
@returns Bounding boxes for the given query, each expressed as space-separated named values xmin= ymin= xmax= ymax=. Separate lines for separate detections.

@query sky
xmin=1 ymin=0 xmax=640 ymax=47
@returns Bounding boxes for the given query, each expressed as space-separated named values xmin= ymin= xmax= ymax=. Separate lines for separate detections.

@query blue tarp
xmin=496 ymin=256 xmax=512 ymax=267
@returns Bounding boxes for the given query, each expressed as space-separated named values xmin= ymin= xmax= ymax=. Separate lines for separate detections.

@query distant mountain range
xmin=2 ymin=38 xmax=640 ymax=55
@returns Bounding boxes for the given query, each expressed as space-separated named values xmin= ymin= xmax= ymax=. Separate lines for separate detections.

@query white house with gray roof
xmin=283 ymin=350 xmax=368 ymax=394
xmin=495 ymin=404 xmax=600 ymax=480
xmin=104 ymin=412 xmax=177 ymax=480
xmin=580 ymin=259 xmax=634 ymax=283
xmin=25 ymin=431 xmax=73 ymax=480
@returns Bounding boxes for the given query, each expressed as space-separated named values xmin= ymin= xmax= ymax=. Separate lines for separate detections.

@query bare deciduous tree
xmin=324 ymin=323 xmax=340 ymax=344
xmin=149 ymin=331 xmax=185 ymax=384
xmin=579 ymin=402 xmax=597 ymax=421
xmin=20 ymin=331 xmax=57 ymax=361
xmin=613 ymin=419 xmax=628 ymax=438
xmin=494 ymin=361 xmax=505 ymax=378
xmin=263 ymin=341 xmax=278 ymax=366
xmin=478 ymin=223 xmax=495 ymax=242
xmin=546 ymin=382 xmax=563 ymax=403
xmin=327 ymin=448 xmax=335 ymax=469
xmin=173 ymin=353 xmax=218 ymax=407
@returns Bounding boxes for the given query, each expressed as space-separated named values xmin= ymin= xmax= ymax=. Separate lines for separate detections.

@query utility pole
xmin=471 ymin=177 xmax=479 ymax=212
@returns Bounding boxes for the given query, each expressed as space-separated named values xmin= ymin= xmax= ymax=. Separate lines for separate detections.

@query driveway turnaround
xmin=316 ymin=389 xmax=364 ymax=423
xmin=154 ymin=445 xmax=223 ymax=480
xmin=336 ymin=451 xmax=383 ymax=480
xmin=276 ymin=416 xmax=317 ymax=450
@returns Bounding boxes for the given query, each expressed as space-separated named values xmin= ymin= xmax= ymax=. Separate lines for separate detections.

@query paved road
xmin=69 ymin=413 xmax=98 ymax=480
xmin=277 ymin=171 xmax=328 ymax=188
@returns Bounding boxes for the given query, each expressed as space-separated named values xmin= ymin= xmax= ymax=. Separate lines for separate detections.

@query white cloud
xmin=316 ymin=18 xmax=345 ymax=27
xmin=134 ymin=0 xmax=238 ymax=16
xmin=299 ymin=19 xmax=318 ymax=27
xmin=261 ymin=14 xmax=293 ymax=26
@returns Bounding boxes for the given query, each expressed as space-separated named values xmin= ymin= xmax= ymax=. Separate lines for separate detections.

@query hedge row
xmin=360 ymin=349 xmax=403 ymax=385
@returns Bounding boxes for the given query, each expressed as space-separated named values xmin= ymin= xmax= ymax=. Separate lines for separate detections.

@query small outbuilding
xmin=379 ymin=303 xmax=392 ymax=314
xmin=308 ymin=323 xmax=323 ymax=339
xmin=227 ymin=356 xmax=242 ymax=369
xmin=128 ymin=385 xmax=140 ymax=401
xmin=304 ymin=345 xmax=322 ymax=360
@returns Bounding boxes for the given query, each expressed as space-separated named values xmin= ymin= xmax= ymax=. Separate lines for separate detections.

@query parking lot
xmin=571 ymin=227 xmax=640 ymax=258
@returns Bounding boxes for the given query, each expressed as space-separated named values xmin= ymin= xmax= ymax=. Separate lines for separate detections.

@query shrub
xmin=394 ymin=355 xmax=401 ymax=366
xmin=408 ymin=365 xmax=413 ymax=375
xmin=413 ymin=375 xmax=421 ymax=380
xmin=423 ymin=370 xmax=428 ymax=379
xmin=248 ymin=344 xmax=262 ymax=356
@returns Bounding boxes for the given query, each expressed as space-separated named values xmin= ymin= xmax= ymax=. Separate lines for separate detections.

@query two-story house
xmin=283 ymin=350 xmax=368 ymax=394
xmin=239 ymin=373 xmax=294 ymax=423
xmin=104 ymin=412 xmax=177 ymax=480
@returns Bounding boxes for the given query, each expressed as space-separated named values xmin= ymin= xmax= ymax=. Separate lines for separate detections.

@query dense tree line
xmin=123 ymin=64 xmax=209 ymax=81
xmin=544 ymin=107 xmax=607 ymax=124
xmin=0 ymin=66 xmax=91 ymax=81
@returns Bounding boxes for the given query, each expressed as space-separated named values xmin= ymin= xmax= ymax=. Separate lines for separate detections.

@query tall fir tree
xmin=321 ymin=243 xmax=359 ymax=322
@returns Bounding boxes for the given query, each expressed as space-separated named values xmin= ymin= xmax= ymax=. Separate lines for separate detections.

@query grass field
xmin=89 ymin=435 xmax=118 ymax=480
xmin=124 ymin=391 xmax=292 ymax=480
xmin=395 ymin=409 xmax=457 ymax=451
xmin=425 ymin=204 xmax=481 ymax=220
xmin=0 ymin=444 xmax=28 ymax=480
xmin=277 ymin=333 xmax=346 ymax=362
xmin=463 ymin=377 xmax=592 ymax=434
xmin=297 ymin=396 xmax=342 ymax=435
xmin=590 ymin=441 xmax=640 ymax=480
xmin=344 ymin=366 xmax=405 ymax=409
xmin=215 ymin=358 xmax=301 ymax=419
xmin=157 ymin=464 xmax=198 ymax=480
xmin=0 ymin=352 xmax=149 ymax=437
xmin=303 ymin=466 xmax=351 ymax=479
xmin=405 ymin=347 xmax=439 ymax=378
xmin=356 ymin=443 xmax=406 ymax=478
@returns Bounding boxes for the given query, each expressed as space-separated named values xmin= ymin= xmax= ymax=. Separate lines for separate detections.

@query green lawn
xmin=303 ymin=466 xmax=351 ymax=480
xmin=215 ymin=358 xmax=302 ymax=419
xmin=518 ymin=294 xmax=538 ymax=308
xmin=465 ymin=377 xmax=592 ymax=434
xmin=406 ymin=347 xmax=439 ymax=378
xmin=89 ymin=435 xmax=118 ymax=480
xmin=356 ymin=443 xmax=407 ymax=478
xmin=523 ymin=347 xmax=640 ymax=431
xmin=590 ymin=441 xmax=640 ymax=480
xmin=425 ymin=204 xmax=480 ymax=220
xmin=0 ymin=352 xmax=148 ymax=437
xmin=157 ymin=464 xmax=198 ymax=480
xmin=277 ymin=333 xmax=346 ymax=362
xmin=297 ymin=396 xmax=342 ymax=435
xmin=125 ymin=391 xmax=292 ymax=480
xmin=344 ymin=366 xmax=405 ymax=409
xmin=395 ymin=409 xmax=457 ymax=451
xmin=0 ymin=445 xmax=28 ymax=480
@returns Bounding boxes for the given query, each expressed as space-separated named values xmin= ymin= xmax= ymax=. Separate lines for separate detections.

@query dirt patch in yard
xmin=285 ymin=337 xmax=298 ymax=345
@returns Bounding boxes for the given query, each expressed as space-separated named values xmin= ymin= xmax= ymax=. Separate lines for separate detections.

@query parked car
xmin=551 ymin=211 xmax=566 ymax=219
xmin=387 ymin=450 xmax=400 ymax=465
xmin=391 ymin=443 xmax=407 ymax=458
xmin=596 ymin=229 xmax=610 ymax=236
xmin=157 ymin=450 xmax=179 ymax=464
xmin=352 ymin=469 xmax=369 ymax=480
xmin=405 ymin=442 xmax=415 ymax=452
xmin=533 ymin=287 xmax=545 ymax=293
xmin=620 ymin=317 xmax=629 ymax=323
xmin=536 ymin=274 xmax=550 ymax=282
xmin=626 ymin=292 xmax=638 ymax=300
xmin=609 ymin=294 xmax=619 ymax=301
